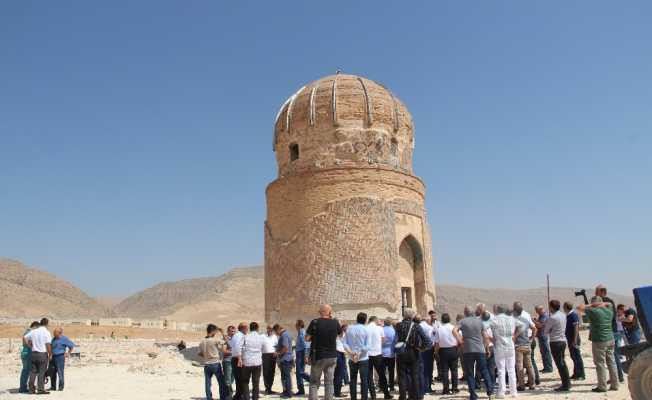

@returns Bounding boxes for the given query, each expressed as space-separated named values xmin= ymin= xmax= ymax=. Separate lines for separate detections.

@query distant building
xmin=98 ymin=318 xmax=133 ymax=327
xmin=136 ymin=319 xmax=166 ymax=329
xmin=51 ymin=318 xmax=92 ymax=326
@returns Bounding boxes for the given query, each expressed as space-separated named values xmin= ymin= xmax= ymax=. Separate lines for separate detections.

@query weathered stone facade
xmin=265 ymin=73 xmax=436 ymax=325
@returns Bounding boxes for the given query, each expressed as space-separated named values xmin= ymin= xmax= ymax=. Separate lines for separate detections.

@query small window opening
xmin=390 ymin=138 xmax=399 ymax=157
xmin=401 ymin=287 xmax=413 ymax=311
xmin=289 ymin=143 xmax=299 ymax=161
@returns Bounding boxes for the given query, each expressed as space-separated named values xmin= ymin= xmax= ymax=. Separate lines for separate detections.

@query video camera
xmin=574 ymin=289 xmax=589 ymax=305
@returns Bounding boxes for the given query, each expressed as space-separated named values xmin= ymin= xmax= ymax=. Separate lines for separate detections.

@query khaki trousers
xmin=515 ymin=345 xmax=535 ymax=389
xmin=592 ymin=339 xmax=618 ymax=391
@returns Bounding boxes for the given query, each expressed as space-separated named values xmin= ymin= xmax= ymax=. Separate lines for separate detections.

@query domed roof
xmin=273 ymin=73 xmax=413 ymax=150
xmin=272 ymin=73 xmax=415 ymax=177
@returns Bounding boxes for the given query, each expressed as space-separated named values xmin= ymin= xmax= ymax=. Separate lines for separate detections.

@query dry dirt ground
xmin=0 ymin=325 xmax=199 ymax=342
xmin=0 ymin=328 xmax=632 ymax=400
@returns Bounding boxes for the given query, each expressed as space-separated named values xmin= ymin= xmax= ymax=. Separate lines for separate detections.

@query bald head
xmin=464 ymin=306 xmax=473 ymax=317
xmin=54 ymin=327 xmax=63 ymax=337
xmin=319 ymin=304 xmax=332 ymax=317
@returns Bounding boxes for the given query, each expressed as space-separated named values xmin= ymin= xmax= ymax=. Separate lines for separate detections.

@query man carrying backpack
xmin=394 ymin=308 xmax=432 ymax=400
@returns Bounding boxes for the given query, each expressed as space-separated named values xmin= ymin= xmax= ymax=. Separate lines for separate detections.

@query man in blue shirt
xmin=19 ymin=321 xmax=40 ymax=393
xmin=344 ymin=313 xmax=370 ymax=400
xmin=381 ymin=318 xmax=397 ymax=392
xmin=49 ymin=327 xmax=76 ymax=391
xmin=564 ymin=302 xmax=585 ymax=381
xmin=295 ymin=320 xmax=310 ymax=396
xmin=275 ymin=324 xmax=294 ymax=398
xmin=533 ymin=305 xmax=554 ymax=373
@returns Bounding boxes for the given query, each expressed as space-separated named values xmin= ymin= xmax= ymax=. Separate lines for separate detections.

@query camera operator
xmin=595 ymin=285 xmax=624 ymax=383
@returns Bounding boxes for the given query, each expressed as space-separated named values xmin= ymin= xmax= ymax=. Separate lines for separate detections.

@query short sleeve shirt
xmin=514 ymin=314 xmax=534 ymax=347
xmin=52 ymin=335 xmax=75 ymax=356
xmin=565 ymin=311 xmax=580 ymax=345
xmin=199 ymin=336 xmax=224 ymax=365
xmin=459 ymin=317 xmax=485 ymax=354
xmin=306 ymin=318 xmax=340 ymax=360
xmin=277 ymin=330 xmax=294 ymax=362
xmin=490 ymin=314 xmax=521 ymax=356
xmin=24 ymin=327 xmax=51 ymax=353
xmin=545 ymin=311 xmax=567 ymax=343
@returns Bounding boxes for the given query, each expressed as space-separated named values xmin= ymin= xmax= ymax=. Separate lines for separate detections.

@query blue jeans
xmin=280 ymin=360 xmax=293 ymax=396
xmin=530 ymin=340 xmax=540 ymax=383
xmin=222 ymin=359 xmax=233 ymax=397
xmin=462 ymin=353 xmax=493 ymax=400
xmin=613 ymin=332 xmax=625 ymax=381
xmin=204 ymin=362 xmax=229 ymax=400
xmin=334 ymin=352 xmax=347 ymax=396
xmin=349 ymin=360 xmax=369 ymax=400
xmin=625 ymin=328 xmax=642 ymax=345
xmin=475 ymin=350 xmax=495 ymax=389
xmin=49 ymin=354 xmax=66 ymax=390
xmin=568 ymin=344 xmax=585 ymax=378
xmin=295 ymin=350 xmax=309 ymax=393
xmin=537 ymin=336 xmax=553 ymax=371
xmin=19 ymin=355 xmax=31 ymax=392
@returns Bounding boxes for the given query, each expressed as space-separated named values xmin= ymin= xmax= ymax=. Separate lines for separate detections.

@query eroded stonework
xmin=265 ymin=73 xmax=436 ymax=325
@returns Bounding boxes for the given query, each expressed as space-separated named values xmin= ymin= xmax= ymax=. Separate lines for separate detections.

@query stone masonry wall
xmin=265 ymin=169 xmax=435 ymax=325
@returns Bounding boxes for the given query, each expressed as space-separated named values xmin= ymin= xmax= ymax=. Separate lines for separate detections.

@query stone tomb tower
xmin=265 ymin=73 xmax=436 ymax=324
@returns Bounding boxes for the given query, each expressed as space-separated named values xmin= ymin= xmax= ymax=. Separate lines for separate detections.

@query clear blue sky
xmin=1 ymin=2 xmax=650 ymax=297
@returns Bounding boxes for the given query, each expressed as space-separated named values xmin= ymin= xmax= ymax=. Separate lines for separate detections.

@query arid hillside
xmin=0 ymin=258 xmax=111 ymax=318
xmin=113 ymin=265 xmax=633 ymax=323
xmin=113 ymin=267 xmax=264 ymax=325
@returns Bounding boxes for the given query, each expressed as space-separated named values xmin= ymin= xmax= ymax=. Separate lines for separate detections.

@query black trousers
xmin=241 ymin=365 xmax=261 ymax=400
xmin=383 ymin=357 xmax=396 ymax=390
xmin=232 ymin=358 xmax=244 ymax=400
xmin=262 ymin=353 xmax=276 ymax=392
xmin=349 ymin=360 xmax=369 ymax=400
xmin=368 ymin=355 xmax=390 ymax=397
xmin=438 ymin=347 xmax=459 ymax=392
xmin=550 ymin=341 xmax=571 ymax=389
xmin=397 ymin=351 xmax=420 ymax=400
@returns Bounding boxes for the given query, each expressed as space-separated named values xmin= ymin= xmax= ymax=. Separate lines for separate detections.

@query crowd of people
xmin=14 ymin=284 xmax=642 ymax=399
xmin=196 ymin=284 xmax=643 ymax=400
xmin=19 ymin=317 xmax=76 ymax=394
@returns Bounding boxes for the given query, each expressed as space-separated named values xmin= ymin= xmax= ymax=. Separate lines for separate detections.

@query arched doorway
xmin=397 ymin=235 xmax=426 ymax=315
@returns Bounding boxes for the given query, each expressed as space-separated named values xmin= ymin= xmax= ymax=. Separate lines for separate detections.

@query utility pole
xmin=546 ymin=273 xmax=551 ymax=309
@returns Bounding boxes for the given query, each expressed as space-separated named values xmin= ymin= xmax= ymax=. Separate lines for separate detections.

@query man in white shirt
xmin=230 ymin=322 xmax=248 ymax=400
xmin=490 ymin=305 xmax=523 ymax=398
xmin=238 ymin=322 xmax=266 ymax=400
xmin=418 ymin=316 xmax=436 ymax=395
xmin=434 ymin=313 xmax=461 ymax=394
xmin=366 ymin=316 xmax=392 ymax=399
xmin=262 ymin=325 xmax=278 ymax=395
xmin=23 ymin=318 xmax=52 ymax=394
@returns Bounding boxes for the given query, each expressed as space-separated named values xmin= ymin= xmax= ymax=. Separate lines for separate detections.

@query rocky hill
xmin=113 ymin=265 xmax=633 ymax=323
xmin=113 ymin=267 xmax=264 ymax=325
xmin=0 ymin=258 xmax=111 ymax=318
